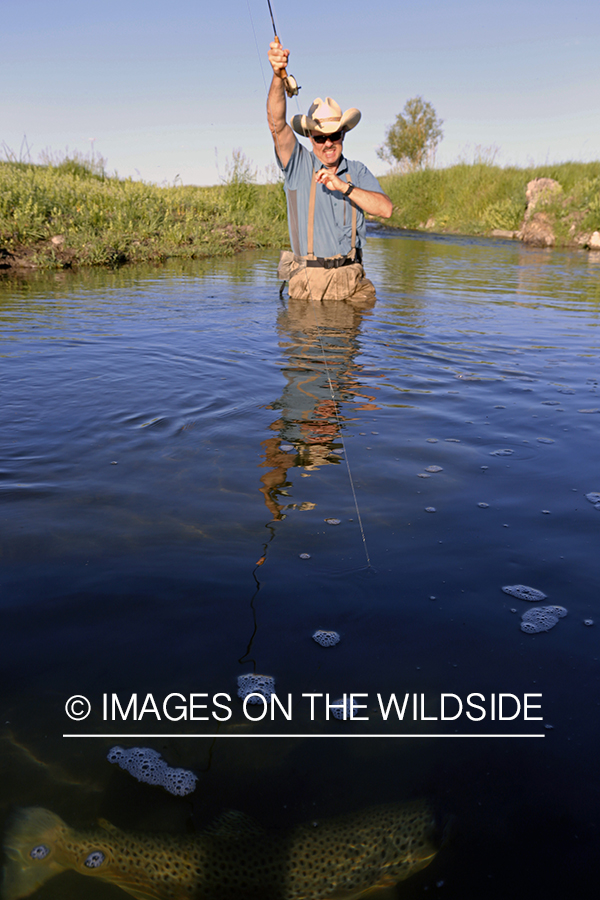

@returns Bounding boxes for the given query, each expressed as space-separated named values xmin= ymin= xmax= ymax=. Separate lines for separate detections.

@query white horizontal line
xmin=63 ymin=733 xmax=545 ymax=739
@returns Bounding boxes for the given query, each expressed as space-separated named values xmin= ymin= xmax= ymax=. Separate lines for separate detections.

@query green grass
xmin=3 ymin=153 xmax=600 ymax=270
xmin=380 ymin=161 xmax=600 ymax=240
xmin=0 ymin=151 xmax=288 ymax=269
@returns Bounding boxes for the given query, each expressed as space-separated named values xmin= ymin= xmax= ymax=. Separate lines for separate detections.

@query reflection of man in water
xmin=259 ymin=298 xmax=380 ymax=520
xmin=267 ymin=41 xmax=392 ymax=301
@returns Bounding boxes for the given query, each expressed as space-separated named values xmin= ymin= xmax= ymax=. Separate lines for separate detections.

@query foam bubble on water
xmin=520 ymin=607 xmax=560 ymax=632
xmin=299 ymin=553 xmax=311 ymax=559
xmin=426 ymin=438 xmax=438 ymax=443
xmin=491 ymin=449 xmax=513 ymax=457
xmin=163 ymin=768 xmax=198 ymax=795
xmin=107 ymin=746 xmax=197 ymax=796
xmin=494 ymin=405 xmax=506 ymax=409
xmin=578 ymin=408 xmax=600 ymax=414
xmin=537 ymin=437 xmax=555 ymax=444
xmin=584 ymin=619 xmax=594 ymax=626
xmin=280 ymin=444 xmax=294 ymax=451
xmin=445 ymin=438 xmax=460 ymax=442
xmin=542 ymin=401 xmax=561 ymax=406
xmin=585 ymin=492 xmax=600 ymax=505
xmin=237 ymin=674 xmax=275 ymax=704
xmin=521 ymin=606 xmax=560 ymax=623
xmin=425 ymin=507 xmax=436 ymax=513
xmin=425 ymin=465 xmax=443 ymax=473
xmin=324 ymin=518 xmax=341 ymax=525
xmin=417 ymin=473 xmax=431 ymax=478
xmin=542 ymin=605 xmax=567 ymax=618
xmin=312 ymin=630 xmax=340 ymax=647
xmin=478 ymin=502 xmax=489 ymax=508
xmin=557 ymin=389 xmax=575 ymax=394
xmin=331 ymin=697 xmax=359 ymax=720
xmin=108 ymin=747 xmax=166 ymax=786
xmin=502 ymin=585 xmax=547 ymax=601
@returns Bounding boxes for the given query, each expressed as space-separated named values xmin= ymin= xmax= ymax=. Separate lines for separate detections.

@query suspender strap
xmin=348 ymin=175 xmax=357 ymax=259
xmin=306 ymin=167 xmax=357 ymax=261
xmin=307 ymin=172 xmax=317 ymax=259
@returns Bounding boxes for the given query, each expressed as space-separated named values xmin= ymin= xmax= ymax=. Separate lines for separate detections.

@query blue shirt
xmin=276 ymin=140 xmax=385 ymax=258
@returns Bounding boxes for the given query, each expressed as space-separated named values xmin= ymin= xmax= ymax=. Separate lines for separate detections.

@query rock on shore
xmin=519 ymin=178 xmax=562 ymax=247
xmin=515 ymin=178 xmax=598 ymax=251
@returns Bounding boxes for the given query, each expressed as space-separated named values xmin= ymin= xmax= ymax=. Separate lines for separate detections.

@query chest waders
xmin=278 ymin=174 xmax=376 ymax=301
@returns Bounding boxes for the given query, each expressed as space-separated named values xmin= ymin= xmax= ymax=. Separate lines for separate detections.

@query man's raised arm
xmin=267 ymin=41 xmax=296 ymax=169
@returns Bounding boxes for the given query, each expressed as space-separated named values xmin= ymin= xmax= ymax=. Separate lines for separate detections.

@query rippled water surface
xmin=1 ymin=233 xmax=599 ymax=899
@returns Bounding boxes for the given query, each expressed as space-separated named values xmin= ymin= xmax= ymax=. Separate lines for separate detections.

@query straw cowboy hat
xmin=291 ymin=97 xmax=361 ymax=137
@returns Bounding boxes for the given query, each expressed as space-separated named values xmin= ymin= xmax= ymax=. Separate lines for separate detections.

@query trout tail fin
xmin=3 ymin=808 xmax=69 ymax=899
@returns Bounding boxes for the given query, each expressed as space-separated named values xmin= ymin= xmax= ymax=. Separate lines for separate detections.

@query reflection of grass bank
xmin=1 ymin=154 xmax=288 ymax=270
xmin=380 ymin=161 xmax=600 ymax=244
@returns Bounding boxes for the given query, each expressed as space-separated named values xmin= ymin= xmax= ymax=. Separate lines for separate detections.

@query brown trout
xmin=3 ymin=801 xmax=438 ymax=900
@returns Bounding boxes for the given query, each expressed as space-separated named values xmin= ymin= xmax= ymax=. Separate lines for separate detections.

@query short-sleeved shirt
xmin=276 ymin=139 xmax=385 ymax=258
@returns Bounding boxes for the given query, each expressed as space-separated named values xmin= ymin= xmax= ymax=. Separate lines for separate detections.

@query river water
xmin=1 ymin=231 xmax=598 ymax=899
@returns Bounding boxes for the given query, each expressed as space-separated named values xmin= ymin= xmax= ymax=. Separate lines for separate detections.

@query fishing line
xmin=237 ymin=524 xmax=278 ymax=668
xmin=246 ymin=0 xmax=270 ymax=94
xmin=247 ymin=0 xmax=372 ymax=570
xmin=286 ymin=106 xmax=372 ymax=570
xmin=291 ymin=255 xmax=373 ymax=570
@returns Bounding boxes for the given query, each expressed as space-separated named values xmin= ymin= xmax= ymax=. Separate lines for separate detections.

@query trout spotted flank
xmin=3 ymin=802 xmax=438 ymax=899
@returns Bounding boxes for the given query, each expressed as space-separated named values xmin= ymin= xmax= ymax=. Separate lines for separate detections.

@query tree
xmin=377 ymin=97 xmax=443 ymax=170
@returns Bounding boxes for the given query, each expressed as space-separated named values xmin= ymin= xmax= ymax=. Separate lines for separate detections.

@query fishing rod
xmin=266 ymin=0 xmax=300 ymax=97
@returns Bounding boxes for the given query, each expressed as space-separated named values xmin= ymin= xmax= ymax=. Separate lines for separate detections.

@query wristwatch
xmin=344 ymin=183 xmax=354 ymax=197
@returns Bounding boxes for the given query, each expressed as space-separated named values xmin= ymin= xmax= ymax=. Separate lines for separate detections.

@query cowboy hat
xmin=291 ymin=97 xmax=361 ymax=137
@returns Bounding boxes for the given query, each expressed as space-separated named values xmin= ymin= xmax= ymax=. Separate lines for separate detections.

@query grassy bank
xmin=3 ymin=154 xmax=600 ymax=270
xmin=380 ymin=161 xmax=600 ymax=243
xmin=0 ymin=153 xmax=288 ymax=269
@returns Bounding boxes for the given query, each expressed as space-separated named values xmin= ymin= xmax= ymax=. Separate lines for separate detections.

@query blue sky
xmin=3 ymin=1 xmax=599 ymax=184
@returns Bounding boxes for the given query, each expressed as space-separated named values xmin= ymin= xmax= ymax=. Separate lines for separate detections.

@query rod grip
xmin=273 ymin=34 xmax=288 ymax=79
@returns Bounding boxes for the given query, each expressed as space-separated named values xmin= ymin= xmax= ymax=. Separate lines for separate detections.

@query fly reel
xmin=283 ymin=73 xmax=299 ymax=98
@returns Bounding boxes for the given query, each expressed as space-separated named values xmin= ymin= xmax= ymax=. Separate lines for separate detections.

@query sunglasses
xmin=311 ymin=130 xmax=344 ymax=144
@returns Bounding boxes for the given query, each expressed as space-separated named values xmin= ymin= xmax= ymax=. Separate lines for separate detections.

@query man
xmin=267 ymin=40 xmax=393 ymax=301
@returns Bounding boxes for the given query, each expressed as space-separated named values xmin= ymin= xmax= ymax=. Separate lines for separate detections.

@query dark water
xmin=1 ymin=233 xmax=599 ymax=899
